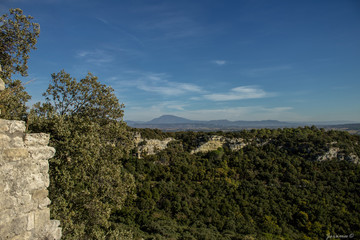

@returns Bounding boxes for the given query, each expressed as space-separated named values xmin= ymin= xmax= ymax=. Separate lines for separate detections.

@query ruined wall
xmin=0 ymin=119 xmax=61 ymax=240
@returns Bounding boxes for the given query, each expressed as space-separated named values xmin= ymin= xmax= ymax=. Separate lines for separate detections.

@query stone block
xmin=0 ymin=222 xmax=16 ymax=239
xmin=39 ymin=160 xmax=49 ymax=174
xmin=17 ymin=201 xmax=37 ymax=215
xmin=0 ymin=195 xmax=16 ymax=211
xmin=27 ymin=146 xmax=55 ymax=160
xmin=9 ymin=121 xmax=26 ymax=134
xmin=12 ymin=136 xmax=24 ymax=148
xmin=24 ymin=133 xmax=50 ymax=147
xmin=26 ymin=212 xmax=35 ymax=231
xmin=28 ymin=173 xmax=47 ymax=190
xmin=10 ymin=231 xmax=32 ymax=240
xmin=0 ymin=133 xmax=11 ymax=149
xmin=39 ymin=197 xmax=51 ymax=209
xmin=2 ymin=148 xmax=29 ymax=161
xmin=0 ymin=209 xmax=15 ymax=225
xmin=0 ymin=216 xmax=28 ymax=237
xmin=0 ymin=119 xmax=10 ymax=133
xmin=32 ymin=189 xmax=48 ymax=201
xmin=17 ymin=193 xmax=32 ymax=207
xmin=34 ymin=208 xmax=50 ymax=229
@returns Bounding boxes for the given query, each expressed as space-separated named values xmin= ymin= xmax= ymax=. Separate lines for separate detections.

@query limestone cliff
xmin=133 ymin=132 xmax=174 ymax=158
xmin=191 ymin=135 xmax=247 ymax=154
xmin=317 ymin=147 xmax=359 ymax=164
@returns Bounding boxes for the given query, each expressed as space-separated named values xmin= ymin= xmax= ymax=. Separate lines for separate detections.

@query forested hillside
xmin=117 ymin=127 xmax=360 ymax=240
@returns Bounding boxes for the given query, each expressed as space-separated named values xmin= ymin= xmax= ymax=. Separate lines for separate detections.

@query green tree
xmin=30 ymin=71 xmax=135 ymax=239
xmin=34 ymin=70 xmax=124 ymax=123
xmin=0 ymin=8 xmax=40 ymax=119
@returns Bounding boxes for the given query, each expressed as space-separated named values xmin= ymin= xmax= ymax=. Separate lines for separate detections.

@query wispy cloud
xmin=96 ymin=17 xmax=109 ymax=25
xmin=138 ymin=83 xmax=201 ymax=96
xmin=213 ymin=60 xmax=227 ymax=66
xmin=94 ymin=17 xmax=145 ymax=47
xmin=117 ymin=71 xmax=204 ymax=96
xmin=76 ymin=49 xmax=114 ymax=65
xmin=204 ymin=86 xmax=273 ymax=101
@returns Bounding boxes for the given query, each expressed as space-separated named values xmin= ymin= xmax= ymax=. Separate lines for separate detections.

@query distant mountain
xmin=127 ymin=115 xmax=300 ymax=130
xmin=146 ymin=115 xmax=196 ymax=124
xmin=126 ymin=115 xmax=360 ymax=132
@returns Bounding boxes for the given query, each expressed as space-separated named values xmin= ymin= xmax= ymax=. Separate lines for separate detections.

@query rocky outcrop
xmin=191 ymin=135 xmax=247 ymax=154
xmin=0 ymin=119 xmax=62 ymax=240
xmin=191 ymin=135 xmax=226 ymax=154
xmin=317 ymin=147 xmax=340 ymax=161
xmin=138 ymin=138 xmax=174 ymax=156
xmin=317 ymin=147 xmax=359 ymax=164
xmin=133 ymin=133 xmax=174 ymax=158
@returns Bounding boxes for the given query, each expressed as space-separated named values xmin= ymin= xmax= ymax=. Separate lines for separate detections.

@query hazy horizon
xmin=1 ymin=0 xmax=359 ymax=122
xmin=126 ymin=114 xmax=359 ymax=125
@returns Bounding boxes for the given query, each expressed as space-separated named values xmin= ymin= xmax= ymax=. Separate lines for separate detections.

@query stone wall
xmin=0 ymin=119 xmax=61 ymax=240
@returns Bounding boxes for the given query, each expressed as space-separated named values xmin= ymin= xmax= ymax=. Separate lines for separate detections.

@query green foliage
xmin=116 ymin=127 xmax=360 ymax=239
xmin=0 ymin=8 xmax=39 ymax=120
xmin=35 ymin=70 xmax=124 ymax=123
xmin=30 ymin=71 xmax=135 ymax=239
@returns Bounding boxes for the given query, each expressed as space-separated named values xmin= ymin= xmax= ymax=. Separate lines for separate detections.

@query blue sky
xmin=1 ymin=0 xmax=360 ymax=122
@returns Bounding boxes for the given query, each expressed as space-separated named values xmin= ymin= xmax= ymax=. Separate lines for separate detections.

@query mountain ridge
xmin=127 ymin=114 xmax=299 ymax=130
xmin=126 ymin=115 xmax=360 ymax=132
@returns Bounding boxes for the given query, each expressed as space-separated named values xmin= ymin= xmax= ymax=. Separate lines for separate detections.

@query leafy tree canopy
xmin=30 ymin=70 xmax=134 ymax=239
xmin=0 ymin=8 xmax=39 ymax=119
xmin=0 ymin=8 xmax=40 ymax=79
xmin=33 ymin=70 xmax=124 ymax=124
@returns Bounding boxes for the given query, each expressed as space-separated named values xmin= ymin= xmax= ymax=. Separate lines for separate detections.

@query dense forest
xmin=1 ymin=8 xmax=360 ymax=240
xmin=115 ymin=127 xmax=360 ymax=240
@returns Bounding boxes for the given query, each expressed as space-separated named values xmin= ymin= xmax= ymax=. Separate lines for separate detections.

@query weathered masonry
xmin=0 ymin=119 xmax=62 ymax=239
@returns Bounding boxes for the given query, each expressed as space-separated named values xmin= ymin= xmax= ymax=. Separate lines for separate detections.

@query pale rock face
xmin=191 ymin=136 xmax=226 ymax=154
xmin=136 ymin=136 xmax=174 ymax=158
xmin=0 ymin=119 xmax=62 ymax=239
xmin=346 ymin=153 xmax=359 ymax=164
xmin=317 ymin=147 xmax=359 ymax=164
xmin=191 ymin=135 xmax=247 ymax=154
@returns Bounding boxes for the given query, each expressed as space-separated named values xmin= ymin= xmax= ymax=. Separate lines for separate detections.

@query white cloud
xmin=138 ymin=81 xmax=203 ymax=96
xmin=118 ymin=71 xmax=204 ymax=96
xmin=213 ymin=60 xmax=227 ymax=66
xmin=76 ymin=49 xmax=114 ymax=65
xmin=204 ymin=86 xmax=272 ymax=101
